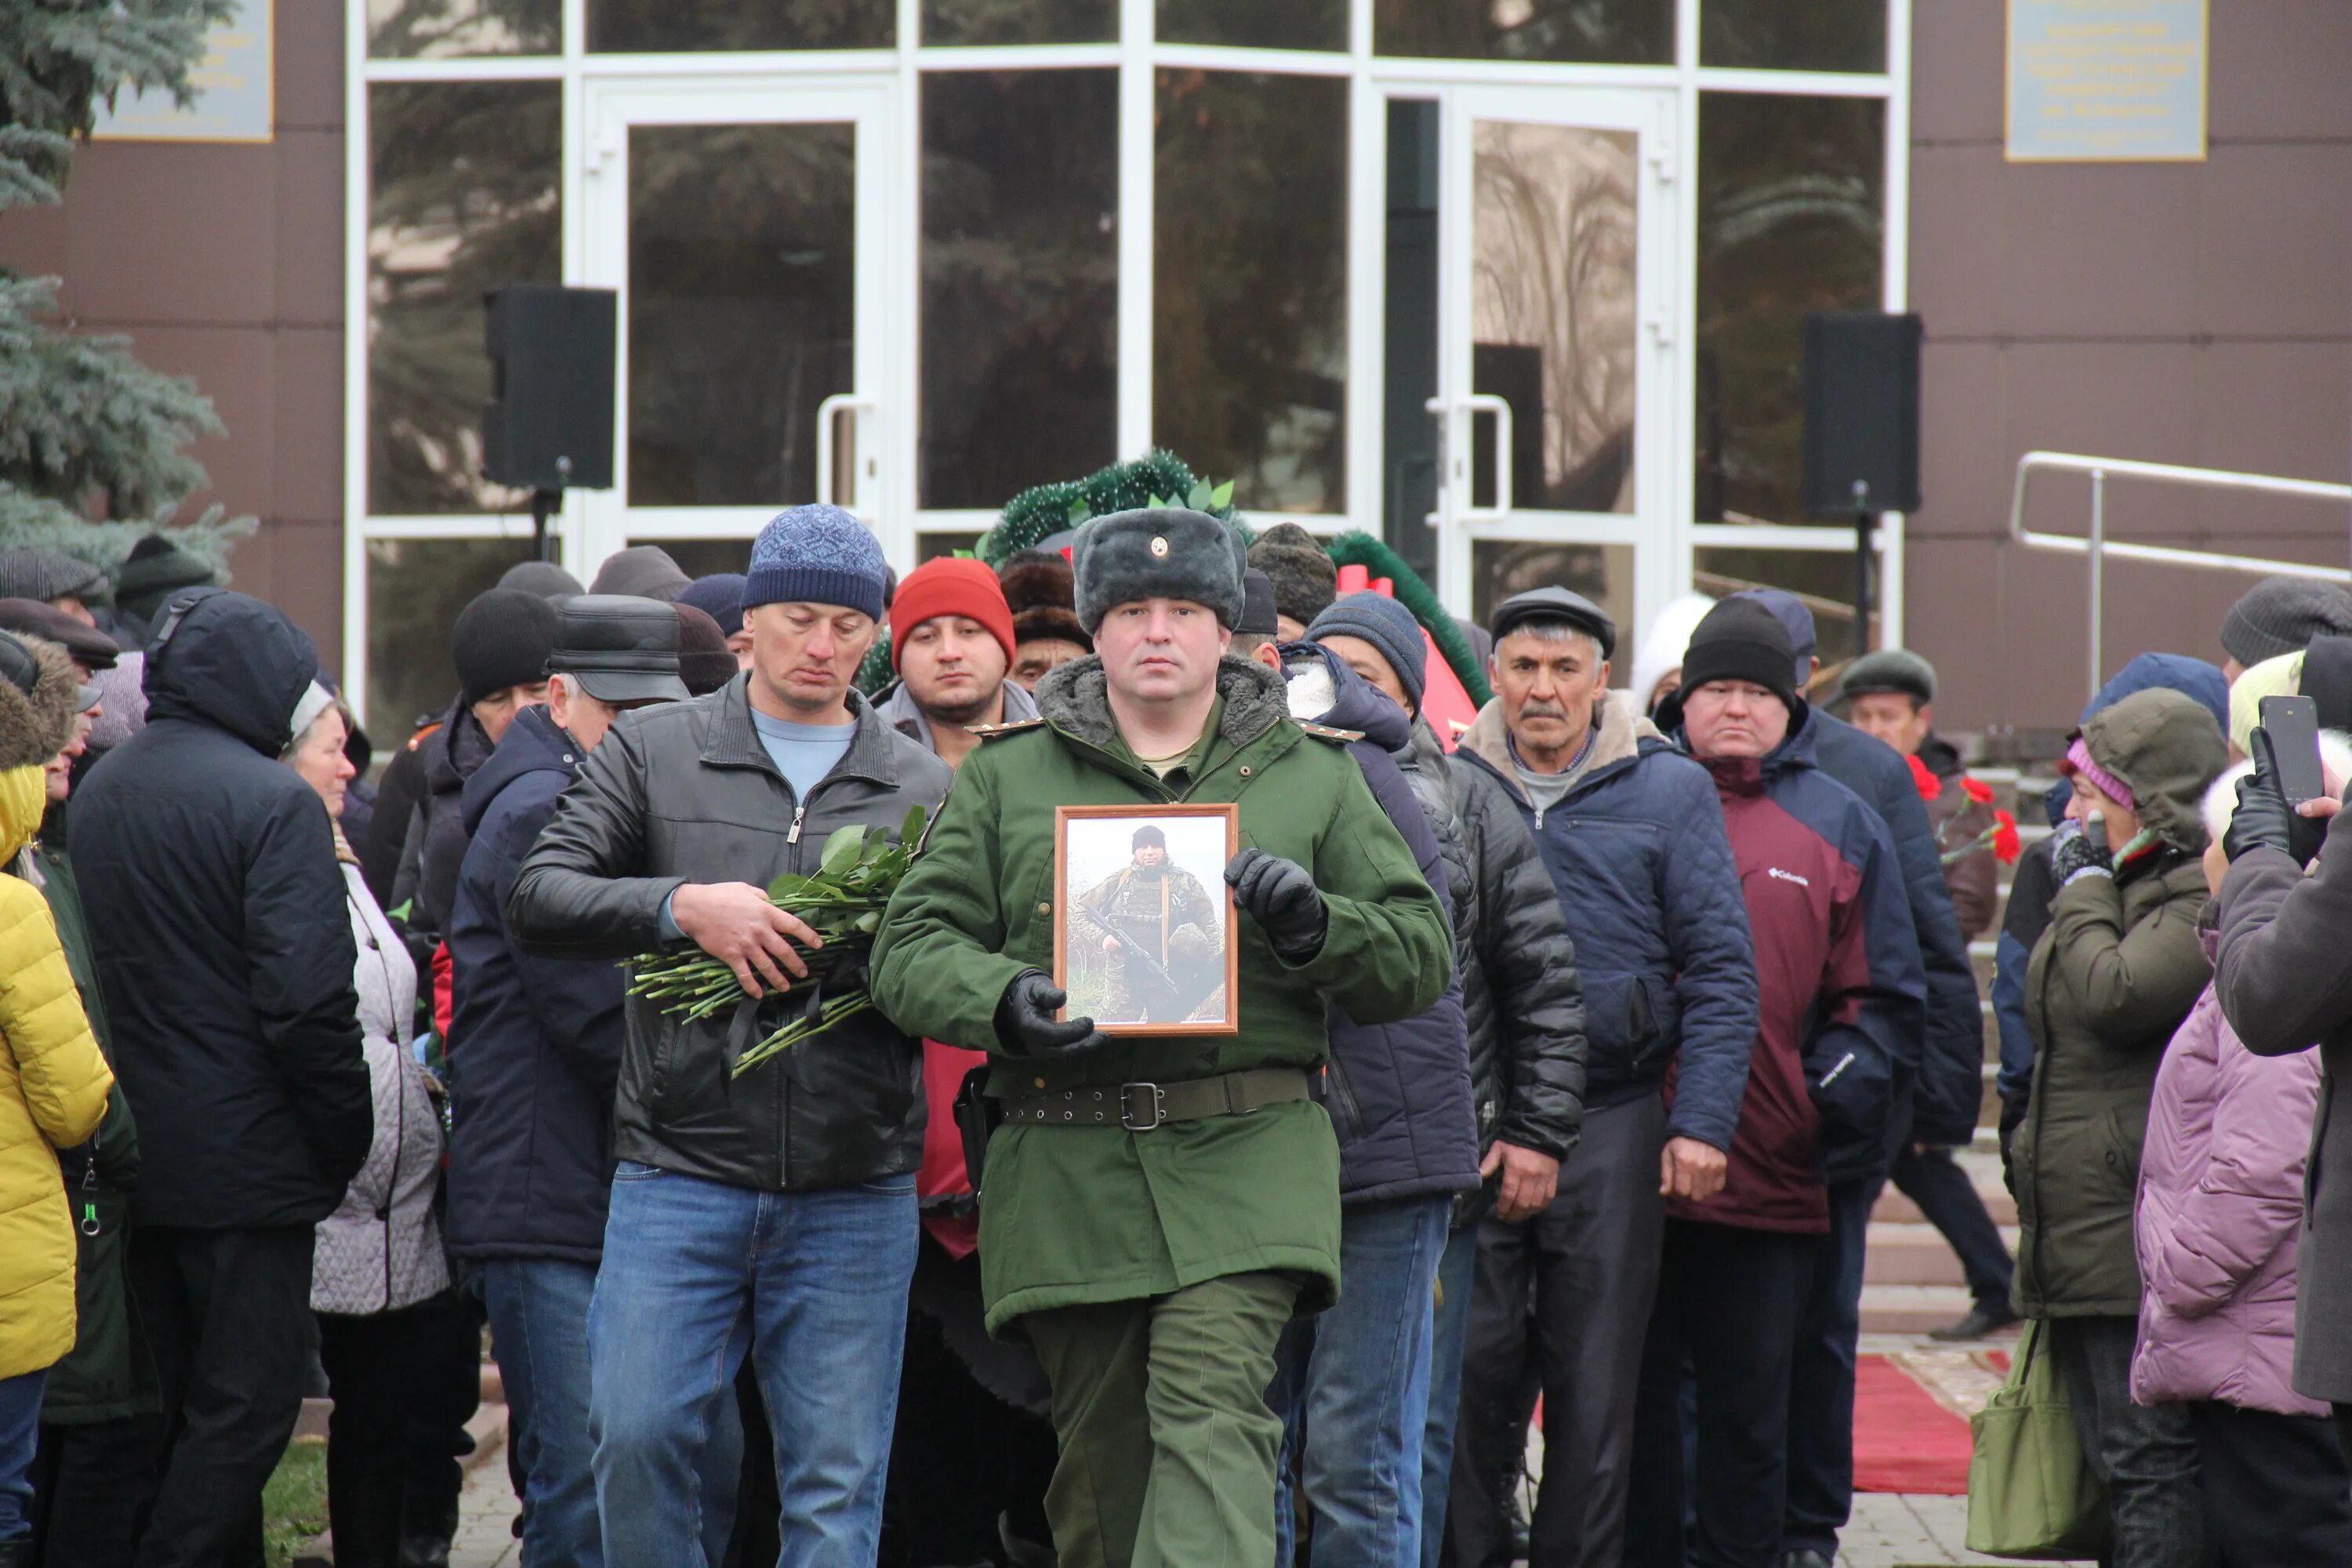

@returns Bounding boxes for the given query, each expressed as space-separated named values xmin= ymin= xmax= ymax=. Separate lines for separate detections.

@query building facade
xmin=5 ymin=0 xmax=2344 ymax=733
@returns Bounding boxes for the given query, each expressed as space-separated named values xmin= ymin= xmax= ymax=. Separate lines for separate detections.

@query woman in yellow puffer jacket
xmin=0 ymin=626 xmax=113 ymax=1550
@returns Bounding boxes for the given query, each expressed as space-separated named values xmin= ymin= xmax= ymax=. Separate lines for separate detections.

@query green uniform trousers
xmin=1024 ymin=1270 xmax=1302 ymax=1568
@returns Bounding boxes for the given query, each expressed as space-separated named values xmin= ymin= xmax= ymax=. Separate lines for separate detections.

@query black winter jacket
xmin=1437 ymin=734 xmax=1588 ymax=1163
xmin=1806 ymin=712 xmax=1983 ymax=1150
xmin=391 ymin=701 xmax=496 ymax=938
xmin=507 ymin=676 xmax=953 ymax=1191
xmin=74 ymin=589 xmax=372 ymax=1229
xmin=1283 ymin=647 xmax=1479 ymax=1204
xmin=446 ymin=706 xmax=624 ymax=1263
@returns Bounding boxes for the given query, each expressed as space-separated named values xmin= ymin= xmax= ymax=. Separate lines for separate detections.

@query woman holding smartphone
xmin=2008 ymin=685 xmax=2227 ymax=1568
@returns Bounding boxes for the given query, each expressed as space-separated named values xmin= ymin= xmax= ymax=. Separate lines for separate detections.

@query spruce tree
xmin=0 ymin=0 xmax=255 ymax=575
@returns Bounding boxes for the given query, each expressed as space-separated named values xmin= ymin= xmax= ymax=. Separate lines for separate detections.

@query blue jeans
xmin=485 ymin=1257 xmax=744 ymax=1568
xmin=1272 ymin=1193 xmax=1452 ymax=1568
xmin=0 ymin=1367 xmax=45 ymax=1540
xmin=589 ymin=1162 xmax=918 ymax=1568
xmin=1417 ymin=1223 xmax=1477 ymax=1568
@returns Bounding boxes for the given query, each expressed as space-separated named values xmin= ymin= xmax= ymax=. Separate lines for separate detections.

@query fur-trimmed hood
xmin=1033 ymin=652 xmax=1290 ymax=756
xmin=0 ymin=634 xmax=81 ymax=773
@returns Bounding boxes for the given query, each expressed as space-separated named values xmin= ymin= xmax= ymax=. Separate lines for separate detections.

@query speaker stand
xmin=530 ymin=486 xmax=562 ymax=564
xmin=1851 ymin=510 xmax=1875 ymax=659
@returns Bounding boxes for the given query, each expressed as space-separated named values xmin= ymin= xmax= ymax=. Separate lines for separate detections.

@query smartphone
xmin=2259 ymin=694 xmax=2326 ymax=804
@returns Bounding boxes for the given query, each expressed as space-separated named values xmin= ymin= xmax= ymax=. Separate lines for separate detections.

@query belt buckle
xmin=1120 ymin=1081 xmax=1166 ymax=1131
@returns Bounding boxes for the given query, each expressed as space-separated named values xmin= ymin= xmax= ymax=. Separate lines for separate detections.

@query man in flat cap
xmin=873 ymin=507 xmax=1451 ymax=1568
xmin=1446 ymin=585 xmax=1758 ymax=1568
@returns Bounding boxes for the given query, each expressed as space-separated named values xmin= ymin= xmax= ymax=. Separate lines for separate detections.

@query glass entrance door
xmin=1426 ymin=85 xmax=1677 ymax=641
xmin=577 ymin=78 xmax=899 ymax=572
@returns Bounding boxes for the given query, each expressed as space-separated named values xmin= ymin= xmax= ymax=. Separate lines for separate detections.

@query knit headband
xmin=2063 ymin=737 xmax=2134 ymax=810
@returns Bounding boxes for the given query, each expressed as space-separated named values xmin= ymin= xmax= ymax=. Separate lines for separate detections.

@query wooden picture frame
xmin=1052 ymin=803 xmax=1241 ymax=1036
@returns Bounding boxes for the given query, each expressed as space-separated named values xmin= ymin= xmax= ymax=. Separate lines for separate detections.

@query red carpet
xmin=1851 ymin=1354 xmax=1977 ymax=1495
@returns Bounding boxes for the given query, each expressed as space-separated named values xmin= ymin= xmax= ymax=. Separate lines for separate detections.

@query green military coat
xmin=872 ymin=655 xmax=1452 ymax=1334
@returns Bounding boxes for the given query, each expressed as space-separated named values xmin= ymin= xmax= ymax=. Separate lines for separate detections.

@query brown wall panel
xmin=0 ymin=5 xmax=348 ymax=671
xmin=1907 ymin=0 xmax=2352 ymax=733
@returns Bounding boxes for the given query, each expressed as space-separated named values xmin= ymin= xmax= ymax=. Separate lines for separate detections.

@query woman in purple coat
xmin=2132 ymin=756 xmax=2352 ymax=1563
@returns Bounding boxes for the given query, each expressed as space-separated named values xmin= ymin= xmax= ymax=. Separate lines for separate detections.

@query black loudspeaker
xmin=1802 ymin=311 xmax=1922 ymax=515
xmin=482 ymin=285 xmax=617 ymax=492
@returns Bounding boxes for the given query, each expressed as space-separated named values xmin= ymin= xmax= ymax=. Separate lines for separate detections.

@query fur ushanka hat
xmin=1000 ymin=549 xmax=1091 ymax=653
xmin=0 ymin=630 xmax=82 ymax=771
xmin=1071 ymin=508 xmax=1247 ymax=634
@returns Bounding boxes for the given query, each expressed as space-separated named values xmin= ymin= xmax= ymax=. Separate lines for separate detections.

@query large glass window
xmin=368 ymin=0 xmax=558 ymax=57
xmin=628 ymin=122 xmax=857 ymax=508
xmin=1375 ymin=0 xmax=1671 ymax=65
xmin=1469 ymin=121 xmax=1639 ymax=514
xmin=365 ymin=537 xmax=539 ymax=730
xmin=368 ymin=81 xmax=562 ymax=516
xmin=921 ymin=71 xmax=1119 ymax=510
xmin=924 ymin=0 xmax=1114 ymax=45
xmin=589 ymin=0 xmax=891 ymax=53
xmin=1153 ymin=70 xmax=1347 ymax=515
xmin=1700 ymin=0 xmax=1886 ymax=74
xmin=1693 ymin=93 xmax=1883 ymax=528
xmin=1471 ymin=541 xmax=1633 ymax=638
xmin=1159 ymin=0 xmax=1345 ymax=53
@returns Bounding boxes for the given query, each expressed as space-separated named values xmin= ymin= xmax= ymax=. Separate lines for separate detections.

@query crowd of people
xmin=5 ymin=493 xmax=2352 ymax=1568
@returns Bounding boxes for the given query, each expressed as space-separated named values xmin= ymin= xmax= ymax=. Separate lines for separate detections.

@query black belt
xmin=998 ymin=1069 xmax=1311 ymax=1131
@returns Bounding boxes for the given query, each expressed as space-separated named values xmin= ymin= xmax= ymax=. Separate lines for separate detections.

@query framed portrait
xmin=1053 ymin=803 xmax=1241 ymax=1036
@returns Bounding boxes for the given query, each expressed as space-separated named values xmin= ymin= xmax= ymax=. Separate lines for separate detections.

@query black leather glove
xmin=1225 ymin=848 xmax=1327 ymax=962
xmin=2049 ymin=821 xmax=2113 ymax=887
xmin=2227 ymin=729 xmax=2325 ymax=866
xmin=993 ymin=969 xmax=1110 ymax=1060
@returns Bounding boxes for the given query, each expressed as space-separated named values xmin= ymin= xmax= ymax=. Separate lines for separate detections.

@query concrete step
xmin=1860 ymin=1283 xmax=1984 ymax=1335
xmin=1875 ymin=1179 xmax=2016 ymax=1228
xmin=1864 ymin=1219 xmax=2020 ymax=1286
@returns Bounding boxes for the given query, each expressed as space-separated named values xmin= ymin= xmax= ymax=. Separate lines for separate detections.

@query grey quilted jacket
xmin=313 ymin=860 xmax=448 ymax=1316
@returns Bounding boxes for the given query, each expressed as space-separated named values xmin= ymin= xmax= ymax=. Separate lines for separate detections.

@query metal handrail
xmin=2005 ymin=450 xmax=2352 ymax=698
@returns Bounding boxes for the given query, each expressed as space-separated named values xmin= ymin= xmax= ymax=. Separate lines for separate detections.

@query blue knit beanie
xmin=743 ymin=506 xmax=888 ymax=620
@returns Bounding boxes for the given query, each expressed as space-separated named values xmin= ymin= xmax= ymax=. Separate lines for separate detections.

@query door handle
xmin=815 ymin=393 xmax=878 ymax=521
xmin=1461 ymin=394 xmax=1513 ymax=521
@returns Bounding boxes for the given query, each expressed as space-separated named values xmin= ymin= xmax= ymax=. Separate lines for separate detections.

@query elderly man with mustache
xmin=1444 ymin=587 xmax=1759 ymax=1568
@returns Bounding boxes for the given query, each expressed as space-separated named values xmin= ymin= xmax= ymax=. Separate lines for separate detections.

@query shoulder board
xmin=1297 ymin=721 xmax=1363 ymax=744
xmin=968 ymin=718 xmax=1047 ymax=739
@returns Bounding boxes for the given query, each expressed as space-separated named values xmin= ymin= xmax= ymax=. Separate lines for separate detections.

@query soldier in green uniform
xmin=872 ymin=506 xmax=1452 ymax=1568
xmin=1069 ymin=824 xmax=1224 ymax=1024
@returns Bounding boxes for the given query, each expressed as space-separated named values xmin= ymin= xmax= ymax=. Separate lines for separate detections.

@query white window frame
xmin=343 ymin=0 xmax=1911 ymax=726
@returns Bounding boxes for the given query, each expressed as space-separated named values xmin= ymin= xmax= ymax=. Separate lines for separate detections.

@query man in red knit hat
xmin=877 ymin=557 xmax=1039 ymax=770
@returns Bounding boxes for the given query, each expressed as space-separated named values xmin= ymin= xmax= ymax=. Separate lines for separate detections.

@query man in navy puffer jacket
xmin=1447 ymin=587 xmax=1757 ymax=1568
xmin=446 ymin=596 xmax=735 ymax=1568
xmin=1243 ymin=612 xmax=1478 ymax=1568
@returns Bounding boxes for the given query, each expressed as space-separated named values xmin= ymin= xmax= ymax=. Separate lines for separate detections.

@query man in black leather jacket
xmin=506 ymin=506 xmax=952 ymax=1568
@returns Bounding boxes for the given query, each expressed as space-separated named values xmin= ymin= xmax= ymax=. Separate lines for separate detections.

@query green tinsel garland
xmin=1325 ymin=532 xmax=1493 ymax=709
xmin=978 ymin=450 xmax=1244 ymax=567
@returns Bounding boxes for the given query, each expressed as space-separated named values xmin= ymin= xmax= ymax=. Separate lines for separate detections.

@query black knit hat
xmin=1665 ymin=597 xmax=1801 ymax=720
xmin=451 ymin=588 xmax=561 ymax=706
xmin=1239 ymin=569 xmax=1279 ymax=638
xmin=1072 ymin=508 xmax=1246 ymax=633
xmin=118 ymin=534 xmax=220 ymax=619
xmin=1133 ymin=823 xmax=1167 ymax=850
xmin=1247 ymin=522 xmax=1338 ymax=627
xmin=2220 ymin=575 xmax=2352 ymax=668
xmin=1308 ymin=591 xmax=1427 ymax=711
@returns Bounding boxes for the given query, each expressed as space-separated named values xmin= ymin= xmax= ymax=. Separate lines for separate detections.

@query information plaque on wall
xmin=93 ymin=0 xmax=272 ymax=144
xmin=2005 ymin=0 xmax=2207 ymax=162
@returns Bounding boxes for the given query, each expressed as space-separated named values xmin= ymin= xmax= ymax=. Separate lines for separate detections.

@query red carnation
xmin=1992 ymin=809 xmax=2022 ymax=865
xmin=1907 ymin=753 xmax=1941 ymax=801
xmin=1962 ymin=775 xmax=1997 ymax=805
